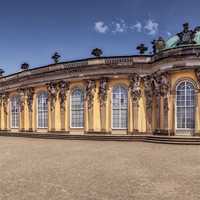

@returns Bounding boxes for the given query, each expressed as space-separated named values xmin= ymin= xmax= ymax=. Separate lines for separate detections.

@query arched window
xmin=176 ymin=81 xmax=195 ymax=129
xmin=112 ymin=85 xmax=128 ymax=129
xmin=71 ymin=88 xmax=84 ymax=128
xmin=11 ymin=96 xmax=20 ymax=128
xmin=37 ymin=92 xmax=48 ymax=128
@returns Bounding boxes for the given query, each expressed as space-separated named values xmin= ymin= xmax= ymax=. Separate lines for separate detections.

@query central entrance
xmin=176 ymin=80 xmax=195 ymax=135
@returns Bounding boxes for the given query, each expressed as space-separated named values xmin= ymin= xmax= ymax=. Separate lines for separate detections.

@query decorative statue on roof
xmin=91 ymin=48 xmax=103 ymax=58
xmin=177 ymin=23 xmax=196 ymax=46
xmin=136 ymin=43 xmax=148 ymax=54
xmin=52 ymin=52 xmax=61 ymax=64
xmin=152 ymin=37 xmax=166 ymax=54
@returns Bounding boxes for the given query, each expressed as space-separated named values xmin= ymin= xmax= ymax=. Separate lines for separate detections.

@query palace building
xmin=0 ymin=23 xmax=200 ymax=136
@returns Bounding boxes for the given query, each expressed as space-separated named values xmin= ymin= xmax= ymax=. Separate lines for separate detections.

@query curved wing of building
xmin=0 ymin=23 xmax=200 ymax=136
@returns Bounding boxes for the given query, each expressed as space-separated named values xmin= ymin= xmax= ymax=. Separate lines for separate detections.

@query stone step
xmin=0 ymin=132 xmax=200 ymax=144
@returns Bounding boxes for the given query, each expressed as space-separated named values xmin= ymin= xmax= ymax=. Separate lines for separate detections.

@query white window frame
xmin=10 ymin=96 xmax=20 ymax=129
xmin=175 ymin=80 xmax=195 ymax=131
xmin=111 ymin=85 xmax=128 ymax=130
xmin=37 ymin=92 xmax=48 ymax=129
xmin=70 ymin=88 xmax=84 ymax=129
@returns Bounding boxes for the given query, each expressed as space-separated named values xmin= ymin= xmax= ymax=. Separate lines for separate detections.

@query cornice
xmin=0 ymin=46 xmax=200 ymax=92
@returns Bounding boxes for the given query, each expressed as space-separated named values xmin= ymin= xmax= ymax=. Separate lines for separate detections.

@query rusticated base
xmin=153 ymin=129 xmax=172 ymax=136
xmin=85 ymin=130 xmax=111 ymax=135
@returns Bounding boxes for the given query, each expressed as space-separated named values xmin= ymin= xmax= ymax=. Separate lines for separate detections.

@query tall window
xmin=112 ymin=85 xmax=128 ymax=129
xmin=176 ymin=81 xmax=195 ymax=129
xmin=11 ymin=96 xmax=20 ymax=128
xmin=37 ymin=92 xmax=48 ymax=128
xmin=71 ymin=88 xmax=84 ymax=128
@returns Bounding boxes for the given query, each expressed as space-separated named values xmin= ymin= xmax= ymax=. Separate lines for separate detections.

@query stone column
xmin=26 ymin=88 xmax=34 ymax=132
xmin=58 ymin=81 xmax=69 ymax=132
xmin=0 ymin=94 xmax=2 ymax=130
xmin=144 ymin=75 xmax=153 ymax=133
xmin=195 ymin=69 xmax=200 ymax=135
xmin=99 ymin=78 xmax=108 ymax=133
xmin=18 ymin=89 xmax=26 ymax=132
xmin=160 ymin=72 xmax=170 ymax=134
xmin=194 ymin=91 xmax=200 ymax=135
xmin=86 ymin=80 xmax=96 ymax=133
xmin=47 ymin=82 xmax=58 ymax=132
xmin=2 ymin=93 xmax=9 ymax=131
xmin=129 ymin=74 xmax=141 ymax=134
xmin=155 ymin=95 xmax=161 ymax=131
xmin=151 ymin=72 xmax=162 ymax=133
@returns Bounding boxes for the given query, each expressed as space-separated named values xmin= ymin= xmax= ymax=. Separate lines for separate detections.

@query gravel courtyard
xmin=0 ymin=137 xmax=200 ymax=200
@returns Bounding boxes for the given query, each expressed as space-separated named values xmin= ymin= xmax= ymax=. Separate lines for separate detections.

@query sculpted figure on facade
xmin=58 ymin=81 xmax=69 ymax=111
xmin=195 ymin=68 xmax=200 ymax=83
xmin=160 ymin=72 xmax=170 ymax=113
xmin=151 ymin=72 xmax=161 ymax=97
xmin=99 ymin=78 xmax=108 ymax=107
xmin=47 ymin=82 xmax=58 ymax=111
xmin=86 ymin=80 xmax=96 ymax=110
xmin=26 ymin=88 xmax=34 ymax=112
xmin=2 ymin=92 xmax=9 ymax=115
xmin=143 ymin=75 xmax=153 ymax=111
xmin=129 ymin=73 xmax=141 ymax=106
xmin=18 ymin=88 xmax=26 ymax=112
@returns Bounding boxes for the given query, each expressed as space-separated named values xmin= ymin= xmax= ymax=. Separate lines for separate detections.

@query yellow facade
xmin=0 ymin=25 xmax=200 ymax=136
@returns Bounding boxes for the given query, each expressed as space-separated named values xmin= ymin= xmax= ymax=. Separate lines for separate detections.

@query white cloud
xmin=94 ymin=21 xmax=109 ymax=34
xmin=144 ymin=19 xmax=159 ymax=35
xmin=166 ymin=31 xmax=172 ymax=37
xmin=112 ymin=20 xmax=127 ymax=33
xmin=131 ymin=22 xmax=142 ymax=32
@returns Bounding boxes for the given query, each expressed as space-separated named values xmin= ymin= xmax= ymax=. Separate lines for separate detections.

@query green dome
xmin=165 ymin=31 xmax=200 ymax=49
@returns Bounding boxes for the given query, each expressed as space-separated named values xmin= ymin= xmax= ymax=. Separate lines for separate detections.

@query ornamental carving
xmin=129 ymin=73 xmax=141 ymax=106
xmin=86 ymin=80 xmax=96 ymax=110
xmin=151 ymin=72 xmax=161 ymax=97
xmin=143 ymin=75 xmax=153 ymax=111
xmin=18 ymin=88 xmax=26 ymax=112
xmin=177 ymin=23 xmax=196 ymax=46
xmin=99 ymin=78 xmax=108 ymax=107
xmin=195 ymin=68 xmax=200 ymax=83
xmin=2 ymin=92 xmax=9 ymax=114
xmin=26 ymin=88 xmax=34 ymax=112
xmin=152 ymin=37 xmax=166 ymax=54
xmin=160 ymin=72 xmax=170 ymax=97
xmin=58 ymin=81 xmax=69 ymax=111
xmin=47 ymin=82 xmax=58 ymax=111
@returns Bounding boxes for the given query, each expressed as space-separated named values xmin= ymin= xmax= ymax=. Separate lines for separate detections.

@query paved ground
xmin=0 ymin=137 xmax=200 ymax=200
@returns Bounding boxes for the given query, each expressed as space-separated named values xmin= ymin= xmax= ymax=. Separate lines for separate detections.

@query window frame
xmin=37 ymin=92 xmax=48 ymax=129
xmin=70 ymin=88 xmax=84 ymax=129
xmin=10 ymin=95 xmax=20 ymax=129
xmin=175 ymin=80 xmax=195 ymax=130
xmin=111 ymin=85 xmax=128 ymax=130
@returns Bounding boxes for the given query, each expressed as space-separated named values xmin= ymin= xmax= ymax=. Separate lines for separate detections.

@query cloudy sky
xmin=1 ymin=0 xmax=200 ymax=74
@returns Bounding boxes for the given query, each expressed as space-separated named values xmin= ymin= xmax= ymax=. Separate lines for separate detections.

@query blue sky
xmin=0 ymin=0 xmax=200 ymax=74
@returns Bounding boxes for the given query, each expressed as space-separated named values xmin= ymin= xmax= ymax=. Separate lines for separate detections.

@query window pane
xmin=71 ymin=89 xmax=84 ymax=128
xmin=11 ymin=96 xmax=20 ymax=128
xmin=112 ymin=85 xmax=128 ymax=129
xmin=37 ymin=92 xmax=48 ymax=128
xmin=176 ymin=81 xmax=195 ymax=129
